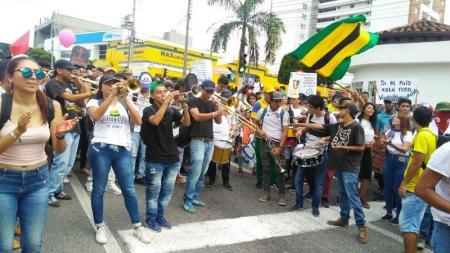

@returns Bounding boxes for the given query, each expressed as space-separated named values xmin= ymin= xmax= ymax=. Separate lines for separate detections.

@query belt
xmin=191 ymin=137 xmax=214 ymax=142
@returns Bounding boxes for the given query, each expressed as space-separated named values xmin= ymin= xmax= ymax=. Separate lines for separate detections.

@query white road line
xmin=118 ymin=202 xmax=394 ymax=253
xmin=70 ymin=175 xmax=124 ymax=253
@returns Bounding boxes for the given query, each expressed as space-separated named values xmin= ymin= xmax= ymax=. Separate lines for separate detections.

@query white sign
xmin=190 ymin=59 xmax=213 ymax=84
xmin=375 ymin=78 xmax=417 ymax=104
xmin=288 ymin=72 xmax=317 ymax=96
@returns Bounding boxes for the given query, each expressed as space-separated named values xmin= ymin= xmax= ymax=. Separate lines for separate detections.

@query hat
xmin=288 ymin=93 xmax=299 ymax=99
xmin=344 ymin=102 xmax=360 ymax=118
xmin=150 ymin=81 xmax=164 ymax=93
xmin=104 ymin=67 xmax=117 ymax=74
xmin=383 ymin=95 xmax=397 ymax=103
xmin=54 ymin=59 xmax=76 ymax=70
xmin=99 ymin=75 xmax=121 ymax=85
xmin=271 ymin=91 xmax=283 ymax=100
xmin=201 ymin=80 xmax=216 ymax=91
xmin=435 ymin=102 xmax=450 ymax=112
xmin=221 ymin=89 xmax=232 ymax=99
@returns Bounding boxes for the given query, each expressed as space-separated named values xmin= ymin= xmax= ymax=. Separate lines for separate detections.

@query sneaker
xmin=327 ymin=218 xmax=349 ymax=227
xmin=96 ymin=226 xmax=108 ymax=244
xmin=255 ymin=181 xmax=262 ymax=189
xmin=391 ymin=217 xmax=399 ymax=225
xmin=106 ymin=182 xmax=122 ymax=195
xmin=278 ymin=195 xmax=287 ymax=206
xmin=145 ymin=218 xmax=161 ymax=232
xmin=223 ymin=183 xmax=233 ymax=191
xmin=360 ymin=198 xmax=370 ymax=209
xmin=259 ymin=192 xmax=270 ymax=202
xmin=321 ymin=199 xmax=330 ymax=208
xmin=175 ymin=175 xmax=186 ymax=185
xmin=358 ymin=226 xmax=368 ymax=244
xmin=55 ymin=191 xmax=72 ymax=200
xmin=417 ymin=238 xmax=425 ymax=250
xmin=205 ymin=181 xmax=215 ymax=188
xmin=237 ymin=169 xmax=243 ymax=176
xmin=13 ymin=239 xmax=20 ymax=250
xmin=381 ymin=214 xmax=393 ymax=222
xmin=86 ymin=181 xmax=93 ymax=192
xmin=270 ymin=184 xmax=279 ymax=190
xmin=303 ymin=192 xmax=313 ymax=199
xmin=183 ymin=202 xmax=196 ymax=214
xmin=285 ymin=184 xmax=295 ymax=190
xmin=63 ymin=177 xmax=70 ymax=184
xmin=133 ymin=226 xmax=151 ymax=244
xmin=134 ymin=177 xmax=146 ymax=185
xmin=79 ymin=168 xmax=90 ymax=176
xmin=48 ymin=196 xmax=60 ymax=207
xmin=192 ymin=199 xmax=206 ymax=207
xmin=156 ymin=216 xmax=172 ymax=229
xmin=289 ymin=205 xmax=303 ymax=212
xmin=312 ymin=207 xmax=320 ymax=217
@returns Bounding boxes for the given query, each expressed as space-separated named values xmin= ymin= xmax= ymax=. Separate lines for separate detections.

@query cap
xmin=345 ymin=102 xmax=360 ymax=118
xmin=99 ymin=75 xmax=121 ymax=85
xmin=104 ymin=67 xmax=117 ymax=74
xmin=383 ymin=95 xmax=396 ymax=103
xmin=221 ymin=89 xmax=232 ymax=99
xmin=150 ymin=81 xmax=164 ymax=93
xmin=435 ymin=102 xmax=450 ymax=112
xmin=288 ymin=93 xmax=299 ymax=99
xmin=201 ymin=80 xmax=216 ymax=91
xmin=271 ymin=91 xmax=283 ymax=100
xmin=54 ymin=59 xmax=76 ymax=70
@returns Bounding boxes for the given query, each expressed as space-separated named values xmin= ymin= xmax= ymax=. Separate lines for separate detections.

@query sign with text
xmin=288 ymin=72 xmax=317 ymax=97
xmin=190 ymin=59 xmax=213 ymax=84
xmin=375 ymin=78 xmax=417 ymax=104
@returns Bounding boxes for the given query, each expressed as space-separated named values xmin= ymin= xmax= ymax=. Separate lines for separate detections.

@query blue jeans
xmin=383 ymin=154 xmax=408 ymax=217
xmin=432 ymin=221 xmax=450 ymax=253
xmin=184 ymin=140 xmax=214 ymax=203
xmin=294 ymin=150 xmax=328 ymax=208
xmin=399 ymin=192 xmax=427 ymax=233
xmin=48 ymin=132 xmax=80 ymax=196
xmin=145 ymin=161 xmax=181 ymax=220
xmin=0 ymin=164 xmax=49 ymax=253
xmin=336 ymin=171 xmax=366 ymax=227
xmin=420 ymin=205 xmax=433 ymax=241
xmin=131 ymin=132 xmax=146 ymax=179
xmin=90 ymin=143 xmax=141 ymax=226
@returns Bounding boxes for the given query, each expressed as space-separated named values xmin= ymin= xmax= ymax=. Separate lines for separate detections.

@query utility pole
xmin=182 ymin=0 xmax=192 ymax=75
xmin=127 ymin=0 xmax=137 ymax=71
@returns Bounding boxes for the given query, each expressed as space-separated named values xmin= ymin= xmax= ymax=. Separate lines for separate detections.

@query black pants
xmin=207 ymin=161 xmax=230 ymax=185
xmin=78 ymin=117 xmax=91 ymax=169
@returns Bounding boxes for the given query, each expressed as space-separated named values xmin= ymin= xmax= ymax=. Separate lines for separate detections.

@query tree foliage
xmin=27 ymin=48 xmax=54 ymax=67
xmin=277 ymin=54 xmax=332 ymax=87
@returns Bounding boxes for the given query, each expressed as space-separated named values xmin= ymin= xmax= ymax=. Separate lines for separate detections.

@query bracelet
xmin=9 ymin=131 xmax=18 ymax=139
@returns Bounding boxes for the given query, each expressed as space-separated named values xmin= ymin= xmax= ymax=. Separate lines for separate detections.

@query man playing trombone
xmin=253 ymin=91 xmax=289 ymax=206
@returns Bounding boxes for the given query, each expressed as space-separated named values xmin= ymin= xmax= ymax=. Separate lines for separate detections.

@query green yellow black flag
xmin=290 ymin=15 xmax=378 ymax=81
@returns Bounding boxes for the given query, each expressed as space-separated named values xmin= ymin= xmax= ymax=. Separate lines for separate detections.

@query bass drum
xmin=212 ymin=140 xmax=233 ymax=164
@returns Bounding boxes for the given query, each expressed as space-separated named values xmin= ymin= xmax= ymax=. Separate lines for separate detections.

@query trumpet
xmin=71 ymin=75 xmax=99 ymax=89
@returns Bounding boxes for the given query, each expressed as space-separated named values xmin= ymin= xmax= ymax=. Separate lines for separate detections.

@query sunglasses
xmin=15 ymin=68 xmax=45 ymax=80
xmin=338 ymin=105 xmax=348 ymax=110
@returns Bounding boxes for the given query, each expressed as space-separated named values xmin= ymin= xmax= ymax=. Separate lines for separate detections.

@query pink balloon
xmin=59 ymin=29 xmax=75 ymax=48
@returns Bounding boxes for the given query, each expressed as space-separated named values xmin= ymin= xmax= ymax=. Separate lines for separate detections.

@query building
xmin=163 ymin=30 xmax=193 ymax=48
xmin=349 ymin=20 xmax=450 ymax=104
xmin=34 ymin=12 xmax=118 ymax=48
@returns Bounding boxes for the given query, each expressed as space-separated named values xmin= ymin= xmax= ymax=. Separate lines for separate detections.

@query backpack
xmin=0 ymin=93 xmax=55 ymax=130
xmin=260 ymin=107 xmax=285 ymax=126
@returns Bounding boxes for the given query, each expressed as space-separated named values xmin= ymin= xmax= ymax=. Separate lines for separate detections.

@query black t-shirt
xmin=188 ymin=97 xmax=216 ymax=139
xmin=324 ymin=121 xmax=365 ymax=172
xmin=142 ymin=105 xmax=182 ymax=163
xmin=45 ymin=79 xmax=81 ymax=133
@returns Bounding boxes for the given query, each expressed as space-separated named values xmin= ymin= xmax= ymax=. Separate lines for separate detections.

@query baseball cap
xmin=104 ymin=67 xmax=117 ymax=74
xmin=271 ymin=91 xmax=283 ymax=100
xmin=99 ymin=74 xmax=121 ymax=85
xmin=201 ymin=80 xmax=216 ymax=91
xmin=343 ymin=102 xmax=360 ymax=118
xmin=221 ymin=89 xmax=232 ymax=99
xmin=435 ymin=102 xmax=450 ymax=112
xmin=383 ymin=95 xmax=396 ymax=103
xmin=288 ymin=93 xmax=299 ymax=99
xmin=54 ymin=59 xmax=76 ymax=70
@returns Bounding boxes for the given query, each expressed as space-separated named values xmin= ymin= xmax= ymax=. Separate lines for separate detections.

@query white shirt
xmin=252 ymin=82 xmax=263 ymax=93
xmin=257 ymin=107 xmax=289 ymax=141
xmin=305 ymin=112 xmax=337 ymax=147
xmin=360 ymin=118 xmax=375 ymax=144
xmin=213 ymin=115 xmax=234 ymax=141
xmin=428 ymin=142 xmax=450 ymax=226
xmin=127 ymin=92 xmax=151 ymax=132
xmin=86 ymin=99 xmax=136 ymax=150
xmin=385 ymin=130 xmax=413 ymax=156
xmin=0 ymin=87 xmax=6 ymax=94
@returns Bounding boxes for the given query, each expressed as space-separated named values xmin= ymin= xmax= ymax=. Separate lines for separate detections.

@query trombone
xmin=211 ymin=93 xmax=258 ymax=131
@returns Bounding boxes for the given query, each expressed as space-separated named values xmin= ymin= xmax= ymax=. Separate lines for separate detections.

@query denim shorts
xmin=399 ymin=192 xmax=427 ymax=233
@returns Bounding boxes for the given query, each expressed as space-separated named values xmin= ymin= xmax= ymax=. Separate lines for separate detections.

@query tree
xmin=208 ymin=0 xmax=285 ymax=67
xmin=27 ymin=48 xmax=54 ymax=67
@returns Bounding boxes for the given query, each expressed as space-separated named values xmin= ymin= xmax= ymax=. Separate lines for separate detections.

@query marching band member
xmin=183 ymin=80 xmax=225 ymax=214
xmin=0 ymin=56 xmax=77 ymax=252
xmin=140 ymin=82 xmax=190 ymax=232
xmin=254 ymin=91 xmax=289 ymax=206
xmin=206 ymin=89 xmax=236 ymax=190
xmin=86 ymin=75 xmax=150 ymax=244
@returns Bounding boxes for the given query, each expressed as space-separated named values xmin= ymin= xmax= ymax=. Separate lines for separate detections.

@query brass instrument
xmin=265 ymin=139 xmax=286 ymax=173
xmin=211 ymin=93 xmax=259 ymax=131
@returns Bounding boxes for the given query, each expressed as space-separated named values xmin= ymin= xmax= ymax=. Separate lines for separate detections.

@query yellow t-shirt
xmin=404 ymin=127 xmax=437 ymax=192
xmin=250 ymin=98 xmax=269 ymax=119
xmin=327 ymin=103 xmax=338 ymax=113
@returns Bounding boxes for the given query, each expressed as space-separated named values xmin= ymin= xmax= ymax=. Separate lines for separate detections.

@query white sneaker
xmin=85 ymin=181 xmax=93 ymax=192
xmin=63 ymin=177 xmax=70 ymax=184
xmin=96 ymin=227 xmax=108 ymax=244
xmin=133 ymin=226 xmax=151 ymax=244
xmin=106 ymin=182 xmax=122 ymax=195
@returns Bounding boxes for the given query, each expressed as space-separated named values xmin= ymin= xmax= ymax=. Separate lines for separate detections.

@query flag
xmin=10 ymin=31 xmax=30 ymax=56
xmin=290 ymin=15 xmax=378 ymax=81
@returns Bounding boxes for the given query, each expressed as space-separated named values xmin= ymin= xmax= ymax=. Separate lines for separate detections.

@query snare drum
xmin=293 ymin=146 xmax=324 ymax=167
xmin=212 ymin=140 xmax=233 ymax=164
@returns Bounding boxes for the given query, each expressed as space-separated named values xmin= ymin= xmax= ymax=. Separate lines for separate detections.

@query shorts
xmin=359 ymin=148 xmax=373 ymax=180
xmin=399 ymin=192 xmax=427 ymax=233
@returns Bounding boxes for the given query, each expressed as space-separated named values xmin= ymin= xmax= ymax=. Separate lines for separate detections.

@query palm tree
xmin=208 ymin=0 xmax=285 ymax=66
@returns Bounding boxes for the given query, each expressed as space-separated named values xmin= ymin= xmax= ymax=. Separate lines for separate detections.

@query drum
xmin=212 ymin=140 xmax=233 ymax=164
xmin=286 ymin=126 xmax=298 ymax=147
xmin=293 ymin=146 xmax=324 ymax=168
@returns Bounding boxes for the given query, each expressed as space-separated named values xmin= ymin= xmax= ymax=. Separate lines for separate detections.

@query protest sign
xmin=375 ymin=78 xmax=417 ymax=104
xmin=288 ymin=72 xmax=317 ymax=96
xmin=190 ymin=59 xmax=213 ymax=83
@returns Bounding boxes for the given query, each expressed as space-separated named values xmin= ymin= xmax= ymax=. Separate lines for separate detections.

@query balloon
xmin=58 ymin=29 xmax=75 ymax=48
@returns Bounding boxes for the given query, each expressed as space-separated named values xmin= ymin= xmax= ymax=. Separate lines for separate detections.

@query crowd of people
xmin=0 ymin=54 xmax=449 ymax=253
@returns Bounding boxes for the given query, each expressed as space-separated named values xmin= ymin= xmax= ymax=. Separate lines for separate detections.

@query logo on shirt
xmin=331 ymin=126 xmax=352 ymax=146
xmin=109 ymin=109 xmax=121 ymax=117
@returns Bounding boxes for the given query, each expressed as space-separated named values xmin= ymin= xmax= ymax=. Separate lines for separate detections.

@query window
xmin=318 ymin=17 xmax=335 ymax=22
xmin=300 ymin=24 xmax=306 ymax=29
xmin=303 ymin=3 xmax=308 ymax=10
xmin=318 ymin=7 xmax=337 ymax=13
xmin=302 ymin=13 xmax=307 ymax=19
xmin=300 ymin=34 xmax=305 ymax=40
xmin=350 ymin=4 xmax=355 ymax=8
xmin=99 ymin=45 xmax=107 ymax=60
xmin=352 ymin=81 xmax=363 ymax=94
xmin=60 ymin=50 xmax=71 ymax=58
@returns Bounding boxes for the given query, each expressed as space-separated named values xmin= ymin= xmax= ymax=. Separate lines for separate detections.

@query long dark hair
xmin=7 ymin=56 xmax=49 ymax=123
xmin=358 ymin=102 xmax=376 ymax=130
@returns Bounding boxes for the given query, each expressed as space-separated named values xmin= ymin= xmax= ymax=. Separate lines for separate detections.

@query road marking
xmin=70 ymin=175 xmax=123 ymax=253
xmin=118 ymin=202 xmax=393 ymax=253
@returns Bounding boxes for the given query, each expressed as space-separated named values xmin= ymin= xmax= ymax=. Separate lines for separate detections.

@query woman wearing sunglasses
xmin=0 ymin=56 xmax=78 ymax=253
